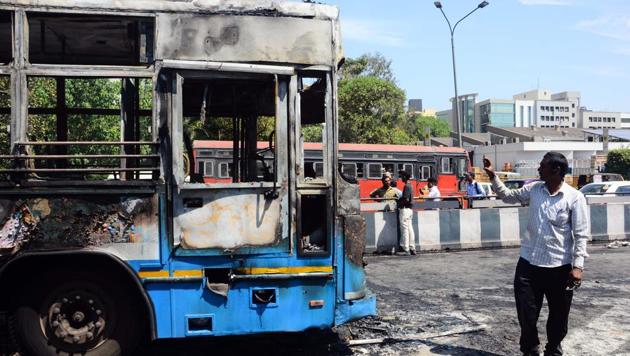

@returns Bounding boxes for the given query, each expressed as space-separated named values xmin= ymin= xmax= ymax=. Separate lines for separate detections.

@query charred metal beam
xmin=17 ymin=141 xmax=158 ymax=146
xmin=24 ymin=64 xmax=154 ymax=78
xmin=55 ymin=77 xmax=68 ymax=168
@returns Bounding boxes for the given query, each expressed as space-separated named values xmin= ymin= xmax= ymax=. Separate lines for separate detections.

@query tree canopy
xmin=337 ymin=53 xmax=449 ymax=144
xmin=606 ymin=148 xmax=630 ymax=178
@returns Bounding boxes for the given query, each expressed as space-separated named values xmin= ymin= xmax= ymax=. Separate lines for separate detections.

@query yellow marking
xmin=235 ymin=266 xmax=333 ymax=275
xmin=138 ymin=270 xmax=169 ymax=279
xmin=172 ymin=270 xmax=203 ymax=278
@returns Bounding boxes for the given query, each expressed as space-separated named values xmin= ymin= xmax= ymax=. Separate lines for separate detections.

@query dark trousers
xmin=514 ymin=258 xmax=573 ymax=356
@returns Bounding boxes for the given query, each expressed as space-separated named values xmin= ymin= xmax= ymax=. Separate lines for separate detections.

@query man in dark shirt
xmin=397 ymin=170 xmax=416 ymax=255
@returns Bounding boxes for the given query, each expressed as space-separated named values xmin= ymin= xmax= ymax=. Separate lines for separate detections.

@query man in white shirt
xmin=426 ymin=177 xmax=441 ymax=201
xmin=484 ymin=152 xmax=588 ymax=356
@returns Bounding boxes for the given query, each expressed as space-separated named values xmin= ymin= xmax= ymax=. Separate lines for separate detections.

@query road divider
xmin=363 ymin=202 xmax=629 ymax=253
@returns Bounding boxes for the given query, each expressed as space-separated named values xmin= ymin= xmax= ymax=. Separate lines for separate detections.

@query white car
xmin=579 ymin=181 xmax=630 ymax=196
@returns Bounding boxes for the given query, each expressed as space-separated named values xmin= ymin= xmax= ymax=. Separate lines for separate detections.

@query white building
xmin=472 ymin=141 xmax=630 ymax=178
xmin=621 ymin=112 xmax=630 ymax=129
xmin=580 ymin=109 xmax=621 ymax=129
xmin=512 ymin=89 xmax=580 ymax=129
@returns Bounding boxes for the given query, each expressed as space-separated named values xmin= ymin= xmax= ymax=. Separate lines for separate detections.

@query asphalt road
xmin=350 ymin=243 xmax=630 ymax=355
xmin=141 ymin=243 xmax=630 ymax=355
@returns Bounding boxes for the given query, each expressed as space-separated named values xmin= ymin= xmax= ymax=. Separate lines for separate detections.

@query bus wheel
xmin=12 ymin=273 xmax=143 ymax=356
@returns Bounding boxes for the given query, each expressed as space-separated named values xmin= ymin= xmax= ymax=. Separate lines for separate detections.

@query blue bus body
xmin=0 ymin=1 xmax=375 ymax=353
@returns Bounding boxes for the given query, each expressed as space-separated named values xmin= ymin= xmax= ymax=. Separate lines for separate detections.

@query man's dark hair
xmin=428 ymin=177 xmax=437 ymax=184
xmin=467 ymin=172 xmax=475 ymax=179
xmin=543 ymin=151 xmax=569 ymax=177
xmin=399 ymin=170 xmax=410 ymax=180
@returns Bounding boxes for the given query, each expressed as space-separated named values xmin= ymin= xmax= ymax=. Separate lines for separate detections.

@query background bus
xmin=194 ymin=141 xmax=471 ymax=199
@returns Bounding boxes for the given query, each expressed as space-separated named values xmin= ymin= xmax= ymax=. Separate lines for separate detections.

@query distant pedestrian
xmin=426 ymin=177 xmax=441 ymax=201
xmin=464 ymin=172 xmax=486 ymax=198
xmin=484 ymin=152 xmax=589 ymax=356
xmin=397 ymin=170 xmax=416 ymax=255
xmin=370 ymin=172 xmax=398 ymax=200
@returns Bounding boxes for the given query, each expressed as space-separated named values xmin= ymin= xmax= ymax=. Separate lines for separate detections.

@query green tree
xmin=411 ymin=115 xmax=451 ymax=138
xmin=606 ymin=148 xmax=630 ymax=178
xmin=339 ymin=52 xmax=396 ymax=83
xmin=338 ymin=76 xmax=411 ymax=144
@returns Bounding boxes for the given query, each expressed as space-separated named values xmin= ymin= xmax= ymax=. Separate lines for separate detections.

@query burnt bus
xmin=0 ymin=1 xmax=375 ymax=354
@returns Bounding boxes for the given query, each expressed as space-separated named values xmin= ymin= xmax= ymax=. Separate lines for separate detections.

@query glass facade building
xmin=478 ymin=100 xmax=515 ymax=132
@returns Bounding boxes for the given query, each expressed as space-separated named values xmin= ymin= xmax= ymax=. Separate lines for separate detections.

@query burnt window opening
xmin=299 ymin=73 xmax=327 ymax=183
xmin=0 ymin=76 xmax=10 ymax=170
xmin=299 ymin=194 xmax=328 ymax=255
xmin=28 ymin=13 xmax=154 ymax=65
xmin=0 ymin=11 xmax=11 ymax=64
xmin=14 ymin=76 xmax=156 ymax=181
xmin=182 ymin=75 xmax=277 ymax=184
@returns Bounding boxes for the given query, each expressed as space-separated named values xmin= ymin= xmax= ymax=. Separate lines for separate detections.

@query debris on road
xmin=607 ymin=240 xmax=630 ymax=249
xmin=347 ymin=324 xmax=488 ymax=346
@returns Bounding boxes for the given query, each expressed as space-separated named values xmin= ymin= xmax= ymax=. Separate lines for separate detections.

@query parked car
xmin=579 ymin=181 xmax=630 ymax=196
xmin=503 ymin=178 xmax=540 ymax=190
xmin=577 ymin=173 xmax=624 ymax=189
xmin=477 ymin=182 xmax=495 ymax=197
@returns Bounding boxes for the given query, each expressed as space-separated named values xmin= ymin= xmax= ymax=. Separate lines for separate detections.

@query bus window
xmin=458 ymin=158 xmax=467 ymax=176
xmin=341 ymin=163 xmax=357 ymax=178
xmin=421 ymin=166 xmax=431 ymax=180
xmin=204 ymin=161 xmax=214 ymax=177
xmin=441 ymin=157 xmax=453 ymax=173
xmin=218 ymin=162 xmax=232 ymax=179
xmin=383 ymin=163 xmax=394 ymax=176
xmin=299 ymin=73 xmax=328 ymax=184
xmin=314 ymin=162 xmax=324 ymax=178
xmin=180 ymin=73 xmax=277 ymax=184
xmin=398 ymin=163 xmax=413 ymax=178
xmin=367 ymin=163 xmax=382 ymax=179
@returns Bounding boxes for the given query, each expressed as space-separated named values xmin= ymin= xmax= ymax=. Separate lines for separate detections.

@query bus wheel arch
xmin=0 ymin=251 xmax=155 ymax=355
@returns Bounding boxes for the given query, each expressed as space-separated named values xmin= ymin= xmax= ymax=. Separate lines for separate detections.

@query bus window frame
xmin=441 ymin=157 xmax=453 ymax=174
xmin=218 ymin=161 xmax=232 ymax=179
xmin=296 ymin=71 xmax=332 ymax=188
xmin=172 ymin=69 xmax=289 ymax=189
xmin=367 ymin=163 xmax=382 ymax=179
xmin=420 ymin=165 xmax=431 ymax=181
xmin=202 ymin=160 xmax=214 ymax=177
xmin=341 ymin=162 xmax=357 ymax=178
xmin=398 ymin=163 xmax=413 ymax=178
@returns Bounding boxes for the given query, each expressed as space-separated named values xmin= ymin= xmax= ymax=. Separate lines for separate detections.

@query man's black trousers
xmin=514 ymin=257 xmax=573 ymax=356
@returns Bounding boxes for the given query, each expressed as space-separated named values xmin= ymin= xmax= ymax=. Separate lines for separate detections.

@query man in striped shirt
xmin=484 ymin=152 xmax=589 ymax=356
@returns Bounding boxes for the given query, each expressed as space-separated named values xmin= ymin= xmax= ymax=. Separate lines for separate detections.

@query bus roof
xmin=0 ymin=0 xmax=339 ymax=20
xmin=193 ymin=140 xmax=468 ymax=154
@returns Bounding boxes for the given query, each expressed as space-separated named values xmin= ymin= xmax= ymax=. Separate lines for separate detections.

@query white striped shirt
xmin=491 ymin=176 xmax=589 ymax=268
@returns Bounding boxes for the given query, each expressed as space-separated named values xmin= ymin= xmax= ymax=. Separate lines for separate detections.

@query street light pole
xmin=434 ymin=1 xmax=489 ymax=148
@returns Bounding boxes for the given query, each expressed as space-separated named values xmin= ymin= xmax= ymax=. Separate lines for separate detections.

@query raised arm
xmin=483 ymin=158 xmax=531 ymax=205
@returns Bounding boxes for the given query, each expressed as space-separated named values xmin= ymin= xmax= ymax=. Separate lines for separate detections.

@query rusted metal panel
xmin=343 ymin=214 xmax=366 ymax=266
xmin=174 ymin=188 xmax=286 ymax=249
xmin=156 ymin=14 xmax=334 ymax=66
xmin=0 ymin=195 xmax=159 ymax=260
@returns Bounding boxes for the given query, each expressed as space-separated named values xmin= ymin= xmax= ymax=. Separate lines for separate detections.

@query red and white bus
xmin=193 ymin=140 xmax=470 ymax=199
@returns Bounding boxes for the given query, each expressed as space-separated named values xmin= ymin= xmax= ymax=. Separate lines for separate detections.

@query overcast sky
xmin=326 ymin=0 xmax=630 ymax=112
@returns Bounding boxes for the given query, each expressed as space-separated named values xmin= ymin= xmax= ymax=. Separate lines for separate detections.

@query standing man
xmin=484 ymin=152 xmax=588 ymax=356
xmin=370 ymin=172 xmax=397 ymax=199
xmin=397 ymin=170 xmax=416 ymax=255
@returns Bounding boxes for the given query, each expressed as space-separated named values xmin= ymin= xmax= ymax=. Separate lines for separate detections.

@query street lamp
xmin=434 ymin=1 xmax=489 ymax=147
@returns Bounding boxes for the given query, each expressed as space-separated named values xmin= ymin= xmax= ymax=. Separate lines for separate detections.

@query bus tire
xmin=11 ymin=271 xmax=143 ymax=356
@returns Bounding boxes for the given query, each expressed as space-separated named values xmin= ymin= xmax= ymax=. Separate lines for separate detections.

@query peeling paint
xmin=0 ymin=196 xmax=158 ymax=256
xmin=343 ymin=214 xmax=366 ymax=266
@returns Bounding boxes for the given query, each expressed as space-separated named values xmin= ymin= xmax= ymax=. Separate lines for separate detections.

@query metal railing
xmin=0 ymin=141 xmax=160 ymax=179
